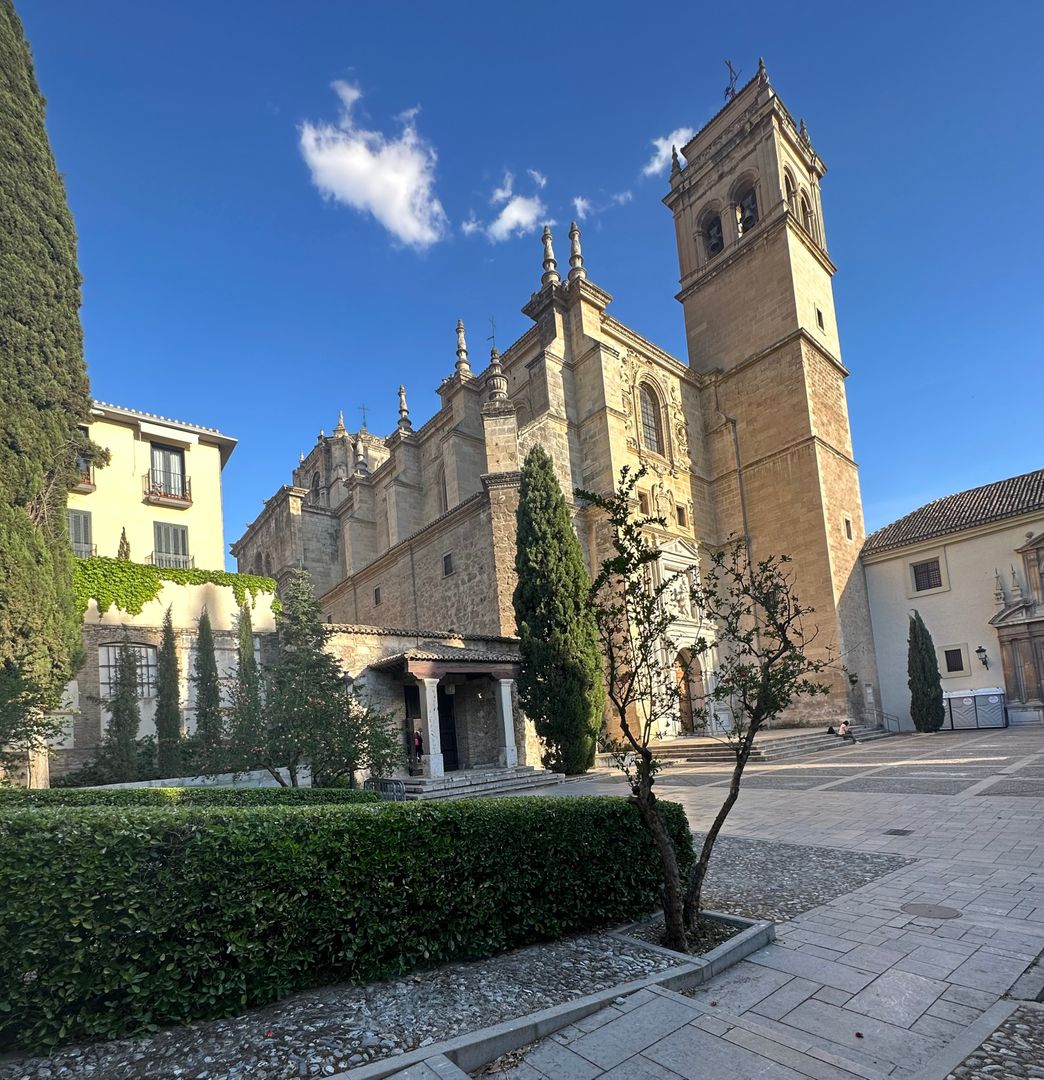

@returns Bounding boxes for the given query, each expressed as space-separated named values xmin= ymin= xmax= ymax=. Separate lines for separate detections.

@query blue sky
xmin=21 ymin=1 xmax=1044 ymax=569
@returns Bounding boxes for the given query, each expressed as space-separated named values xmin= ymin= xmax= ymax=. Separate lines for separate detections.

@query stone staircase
xmin=401 ymin=765 xmax=565 ymax=801
xmin=606 ymin=724 xmax=894 ymax=769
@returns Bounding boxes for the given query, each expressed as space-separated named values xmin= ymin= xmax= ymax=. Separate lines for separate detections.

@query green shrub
xmin=0 ymin=786 xmax=381 ymax=808
xmin=0 ymin=796 xmax=692 ymax=1049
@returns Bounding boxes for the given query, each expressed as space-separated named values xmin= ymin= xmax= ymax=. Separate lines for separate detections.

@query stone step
xmin=650 ymin=726 xmax=892 ymax=766
xmin=403 ymin=772 xmax=565 ymax=801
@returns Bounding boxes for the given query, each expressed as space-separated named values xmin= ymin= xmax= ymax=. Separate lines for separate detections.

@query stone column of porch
xmin=418 ymin=677 xmax=444 ymax=778
xmin=495 ymin=678 xmax=518 ymax=768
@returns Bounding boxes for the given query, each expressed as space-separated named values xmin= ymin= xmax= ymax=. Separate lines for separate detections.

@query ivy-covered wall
xmin=74 ymin=556 xmax=276 ymax=618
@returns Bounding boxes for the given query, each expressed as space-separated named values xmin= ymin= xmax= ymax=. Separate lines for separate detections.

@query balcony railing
xmin=147 ymin=552 xmax=194 ymax=569
xmin=143 ymin=470 xmax=192 ymax=506
xmin=72 ymin=542 xmax=96 ymax=558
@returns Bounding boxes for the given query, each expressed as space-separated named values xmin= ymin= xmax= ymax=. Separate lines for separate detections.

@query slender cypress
xmin=513 ymin=446 xmax=605 ymax=774
xmin=192 ymin=607 xmax=222 ymax=754
xmin=154 ymin=607 xmax=181 ymax=777
xmin=104 ymin=641 xmax=140 ymax=782
xmin=0 ymin=0 xmax=94 ymax=705
xmin=908 ymin=610 xmax=945 ymax=733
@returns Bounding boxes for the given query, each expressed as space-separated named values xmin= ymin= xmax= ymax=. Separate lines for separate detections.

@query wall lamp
xmin=975 ymin=645 xmax=989 ymax=670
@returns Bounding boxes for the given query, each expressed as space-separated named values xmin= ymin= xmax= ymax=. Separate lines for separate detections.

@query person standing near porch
xmin=412 ymin=728 xmax=424 ymax=770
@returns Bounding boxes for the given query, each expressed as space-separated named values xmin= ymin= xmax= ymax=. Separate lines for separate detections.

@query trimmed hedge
xmin=0 ymin=797 xmax=692 ymax=1050
xmin=0 ymin=786 xmax=381 ymax=808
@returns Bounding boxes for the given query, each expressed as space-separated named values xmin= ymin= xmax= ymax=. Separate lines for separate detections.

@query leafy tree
xmin=908 ymin=610 xmax=944 ymax=733
xmin=310 ymin=684 xmax=404 ymax=788
xmin=513 ymin=446 xmax=604 ymax=774
xmin=116 ymin=527 xmax=130 ymax=560
xmin=580 ymin=466 xmax=828 ymax=950
xmin=154 ymin=607 xmax=181 ymax=777
xmin=102 ymin=640 xmax=141 ymax=782
xmin=191 ymin=606 xmax=222 ymax=758
xmin=0 ymin=661 xmax=64 ymax=786
xmin=256 ymin=569 xmax=346 ymax=786
xmin=0 ymin=0 xmax=98 ymax=709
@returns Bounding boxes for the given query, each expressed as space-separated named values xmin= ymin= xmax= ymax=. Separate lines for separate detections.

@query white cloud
xmin=571 ymin=191 xmax=631 ymax=221
xmin=640 ymin=127 xmax=694 ymax=177
xmin=299 ymin=80 xmax=448 ymax=249
xmin=486 ymin=195 xmax=549 ymax=242
xmin=461 ymin=214 xmax=481 ymax=236
xmin=527 ymin=168 xmax=547 ymax=189
xmin=491 ymin=171 xmax=514 ymax=204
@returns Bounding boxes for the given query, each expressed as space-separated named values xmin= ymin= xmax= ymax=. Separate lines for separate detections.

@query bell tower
xmin=664 ymin=60 xmax=878 ymax=721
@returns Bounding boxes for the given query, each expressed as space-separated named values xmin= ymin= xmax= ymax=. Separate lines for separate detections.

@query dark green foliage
xmin=191 ymin=607 xmax=222 ymax=754
xmin=0 ymin=796 xmax=692 ymax=1049
xmin=908 ymin=610 xmax=944 ymax=733
xmin=309 ymin=688 xmax=405 ymax=788
xmin=155 ymin=608 xmax=181 ymax=777
xmin=101 ymin=642 xmax=140 ymax=782
xmin=256 ymin=569 xmax=346 ymax=786
xmin=0 ymin=0 xmax=95 ymax=706
xmin=225 ymin=603 xmax=265 ymax=773
xmin=0 ymin=660 xmax=63 ymax=780
xmin=0 ymin=786 xmax=381 ymax=807
xmin=513 ymin=447 xmax=604 ymax=774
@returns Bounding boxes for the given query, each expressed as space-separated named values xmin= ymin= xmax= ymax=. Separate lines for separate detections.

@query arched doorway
xmin=675 ymin=649 xmax=704 ymax=735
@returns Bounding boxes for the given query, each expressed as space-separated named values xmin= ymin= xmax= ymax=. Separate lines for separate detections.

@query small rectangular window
xmin=442 ymin=553 xmax=454 ymax=577
xmin=912 ymin=558 xmax=942 ymax=592
xmin=68 ymin=509 xmax=93 ymax=557
xmin=676 ymin=504 xmax=687 ymax=528
xmin=816 ymin=307 xmax=825 ymax=330
xmin=944 ymin=648 xmax=965 ymax=674
xmin=99 ymin=643 xmax=158 ymax=699
xmin=153 ymin=522 xmax=190 ymax=568
xmin=844 ymin=516 xmax=853 ymax=541
xmin=638 ymin=492 xmax=651 ymax=516
xmin=374 ymin=586 xmax=382 ymax=606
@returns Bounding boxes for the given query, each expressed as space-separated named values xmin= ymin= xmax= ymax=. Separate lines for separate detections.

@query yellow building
xmin=67 ymin=401 xmax=235 ymax=571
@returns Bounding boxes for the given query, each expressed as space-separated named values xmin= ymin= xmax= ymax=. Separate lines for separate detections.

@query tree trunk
xmin=634 ymin=788 xmax=688 ymax=952
xmin=683 ymin=725 xmax=758 ymax=928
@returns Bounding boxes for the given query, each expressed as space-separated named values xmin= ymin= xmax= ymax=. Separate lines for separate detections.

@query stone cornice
xmin=230 ymin=484 xmax=309 ymax=554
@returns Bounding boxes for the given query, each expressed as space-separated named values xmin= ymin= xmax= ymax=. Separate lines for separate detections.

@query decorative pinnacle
xmin=541 ymin=225 xmax=560 ymax=286
xmin=353 ymin=432 xmax=369 ymax=476
xmin=333 ymin=409 xmax=347 ymax=435
xmin=455 ymin=319 xmax=471 ymax=377
xmin=397 ymin=384 xmax=412 ymax=432
xmin=757 ymin=57 xmax=768 ymax=83
xmin=299 ymin=451 xmax=305 ymax=465
xmin=568 ymin=221 xmax=586 ymax=281
xmin=670 ymin=145 xmax=682 ymax=176
xmin=487 ymin=346 xmax=508 ymax=402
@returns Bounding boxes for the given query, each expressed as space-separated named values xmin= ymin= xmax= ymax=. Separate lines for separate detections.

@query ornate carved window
xmin=736 ymin=185 xmax=759 ymax=235
xmin=639 ymin=384 xmax=664 ymax=456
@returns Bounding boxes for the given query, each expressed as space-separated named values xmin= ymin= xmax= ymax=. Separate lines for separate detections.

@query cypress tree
xmin=154 ymin=607 xmax=181 ymax=777
xmin=908 ymin=610 xmax=945 ymax=733
xmin=117 ymin=527 xmax=130 ymax=560
xmin=226 ymin=602 xmax=264 ymax=771
xmin=103 ymin=640 xmax=140 ymax=782
xmin=192 ymin=607 xmax=222 ymax=755
xmin=513 ymin=446 xmax=605 ymax=774
xmin=0 ymin=0 xmax=95 ymax=706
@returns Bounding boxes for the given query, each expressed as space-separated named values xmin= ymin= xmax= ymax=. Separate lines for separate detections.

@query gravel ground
xmin=0 ymin=935 xmax=683 ymax=1080
xmin=694 ymin=834 xmax=912 ymax=923
xmin=946 ymin=1004 xmax=1044 ymax=1079
xmin=829 ymin=777 xmax=980 ymax=795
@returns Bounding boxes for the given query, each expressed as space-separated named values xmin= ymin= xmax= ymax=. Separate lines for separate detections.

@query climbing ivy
xmin=74 ymin=557 xmax=276 ymax=618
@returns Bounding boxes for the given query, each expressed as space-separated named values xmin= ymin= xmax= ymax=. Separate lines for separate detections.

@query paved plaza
xmin=489 ymin=728 xmax=1044 ymax=1079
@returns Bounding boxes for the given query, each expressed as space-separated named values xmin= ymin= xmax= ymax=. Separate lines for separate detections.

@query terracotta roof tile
xmin=863 ymin=469 xmax=1044 ymax=556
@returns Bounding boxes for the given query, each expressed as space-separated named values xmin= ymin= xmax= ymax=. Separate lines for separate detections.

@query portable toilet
xmin=944 ymin=691 xmax=978 ymax=730
xmin=971 ymin=688 xmax=1007 ymax=728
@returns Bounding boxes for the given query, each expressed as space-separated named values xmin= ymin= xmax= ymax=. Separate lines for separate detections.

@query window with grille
xmin=68 ymin=509 xmax=93 ymax=557
xmin=150 ymin=443 xmax=186 ymax=498
xmin=99 ymin=643 xmax=158 ymax=699
xmin=912 ymin=558 xmax=942 ymax=592
xmin=639 ymin=385 xmax=663 ymax=455
xmin=944 ymin=648 xmax=965 ymax=674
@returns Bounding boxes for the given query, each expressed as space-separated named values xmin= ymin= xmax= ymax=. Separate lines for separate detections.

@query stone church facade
xmin=232 ymin=64 xmax=879 ymax=754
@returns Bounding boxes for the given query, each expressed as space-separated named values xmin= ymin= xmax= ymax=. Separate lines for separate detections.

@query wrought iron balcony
xmin=72 ymin=542 xmax=96 ymax=558
xmin=146 ymin=551 xmax=195 ymax=569
xmin=143 ymin=469 xmax=192 ymax=507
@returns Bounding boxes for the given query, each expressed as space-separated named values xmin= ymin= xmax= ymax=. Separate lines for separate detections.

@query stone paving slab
xmin=830 ymin=779 xmax=982 ymax=796
xmin=974 ymin=778 xmax=1044 ymax=797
